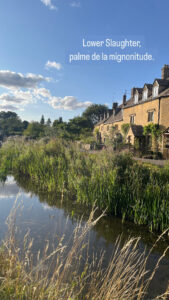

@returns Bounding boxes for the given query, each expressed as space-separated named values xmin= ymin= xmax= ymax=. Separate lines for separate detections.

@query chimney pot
xmin=131 ymin=88 xmax=136 ymax=98
xmin=161 ymin=64 xmax=169 ymax=80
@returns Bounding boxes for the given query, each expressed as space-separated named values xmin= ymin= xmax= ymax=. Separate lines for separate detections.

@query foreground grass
xmin=0 ymin=137 xmax=169 ymax=232
xmin=0 ymin=200 xmax=169 ymax=300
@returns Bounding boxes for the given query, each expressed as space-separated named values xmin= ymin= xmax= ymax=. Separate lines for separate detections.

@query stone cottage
xmin=95 ymin=64 xmax=169 ymax=157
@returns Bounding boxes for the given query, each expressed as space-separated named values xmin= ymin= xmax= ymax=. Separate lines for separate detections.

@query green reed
xmin=0 ymin=137 xmax=169 ymax=232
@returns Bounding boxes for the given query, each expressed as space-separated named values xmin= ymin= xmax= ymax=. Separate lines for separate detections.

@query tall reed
xmin=0 ymin=137 xmax=169 ymax=232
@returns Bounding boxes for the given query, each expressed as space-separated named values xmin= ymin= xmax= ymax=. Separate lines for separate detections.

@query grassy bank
xmin=0 ymin=137 xmax=169 ymax=232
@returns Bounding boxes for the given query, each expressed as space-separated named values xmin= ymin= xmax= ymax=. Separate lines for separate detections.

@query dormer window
xmin=142 ymin=90 xmax=148 ymax=100
xmin=153 ymin=86 xmax=159 ymax=97
xmin=134 ymin=93 xmax=139 ymax=104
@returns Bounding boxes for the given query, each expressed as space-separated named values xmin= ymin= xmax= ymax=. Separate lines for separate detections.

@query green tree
xmin=22 ymin=120 xmax=29 ymax=130
xmin=67 ymin=116 xmax=93 ymax=139
xmin=82 ymin=104 xmax=108 ymax=126
xmin=0 ymin=111 xmax=24 ymax=138
xmin=24 ymin=122 xmax=44 ymax=139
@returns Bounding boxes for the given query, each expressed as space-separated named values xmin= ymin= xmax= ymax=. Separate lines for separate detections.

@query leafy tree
xmin=0 ymin=111 xmax=24 ymax=137
xmin=22 ymin=120 xmax=29 ymax=130
xmin=67 ymin=116 xmax=93 ymax=138
xmin=24 ymin=122 xmax=44 ymax=139
xmin=53 ymin=117 xmax=64 ymax=127
xmin=82 ymin=104 xmax=108 ymax=126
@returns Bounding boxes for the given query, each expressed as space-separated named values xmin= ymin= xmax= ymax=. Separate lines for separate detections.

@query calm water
xmin=0 ymin=176 xmax=169 ymax=299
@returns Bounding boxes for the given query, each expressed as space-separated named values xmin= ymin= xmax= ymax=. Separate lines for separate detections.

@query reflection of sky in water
xmin=0 ymin=177 xmax=169 ymax=299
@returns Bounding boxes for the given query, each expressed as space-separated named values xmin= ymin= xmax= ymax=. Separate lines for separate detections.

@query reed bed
xmin=0 ymin=199 xmax=169 ymax=300
xmin=0 ymin=138 xmax=169 ymax=232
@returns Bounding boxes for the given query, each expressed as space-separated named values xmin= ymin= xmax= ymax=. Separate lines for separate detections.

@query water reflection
xmin=0 ymin=176 xmax=169 ymax=299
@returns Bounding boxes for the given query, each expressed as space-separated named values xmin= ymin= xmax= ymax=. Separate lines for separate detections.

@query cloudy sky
xmin=0 ymin=0 xmax=169 ymax=122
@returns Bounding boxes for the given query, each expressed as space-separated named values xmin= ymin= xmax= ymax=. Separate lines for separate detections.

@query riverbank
xmin=0 ymin=197 xmax=168 ymax=300
xmin=0 ymin=137 xmax=169 ymax=232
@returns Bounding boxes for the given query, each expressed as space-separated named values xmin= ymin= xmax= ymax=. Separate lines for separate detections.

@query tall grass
xmin=0 ymin=199 xmax=169 ymax=300
xmin=0 ymin=137 xmax=169 ymax=232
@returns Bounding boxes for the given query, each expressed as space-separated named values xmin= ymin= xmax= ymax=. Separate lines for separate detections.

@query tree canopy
xmin=82 ymin=104 xmax=108 ymax=125
xmin=0 ymin=111 xmax=26 ymax=138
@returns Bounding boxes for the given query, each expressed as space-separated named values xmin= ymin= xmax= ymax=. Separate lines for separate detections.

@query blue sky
xmin=0 ymin=0 xmax=169 ymax=122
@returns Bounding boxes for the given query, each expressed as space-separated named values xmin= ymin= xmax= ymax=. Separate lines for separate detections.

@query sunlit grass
xmin=0 ymin=138 xmax=169 ymax=232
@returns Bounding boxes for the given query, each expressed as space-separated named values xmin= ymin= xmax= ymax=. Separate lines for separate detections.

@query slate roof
xmin=95 ymin=119 xmax=106 ymax=126
xmin=123 ymin=86 xmax=169 ymax=108
xmin=104 ymin=109 xmax=123 ymax=124
xmin=95 ymin=71 xmax=169 ymax=127
xmin=135 ymin=88 xmax=143 ymax=93
xmin=129 ymin=125 xmax=144 ymax=137
xmin=154 ymin=79 xmax=169 ymax=86
xmin=144 ymin=83 xmax=153 ymax=89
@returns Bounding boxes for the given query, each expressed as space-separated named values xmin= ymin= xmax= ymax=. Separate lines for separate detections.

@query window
xmin=128 ymin=136 xmax=131 ymax=143
xmin=134 ymin=93 xmax=139 ymax=104
xmin=142 ymin=90 xmax=148 ymax=100
xmin=130 ymin=115 xmax=135 ymax=124
xmin=107 ymin=125 xmax=109 ymax=131
xmin=115 ymin=124 xmax=118 ymax=130
xmin=153 ymin=86 xmax=159 ymax=97
xmin=165 ymin=138 xmax=169 ymax=149
xmin=148 ymin=111 xmax=154 ymax=122
xmin=101 ymin=126 xmax=103 ymax=131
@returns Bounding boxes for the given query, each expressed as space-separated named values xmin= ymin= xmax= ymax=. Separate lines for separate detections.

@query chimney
xmin=112 ymin=102 xmax=118 ymax=109
xmin=161 ymin=64 xmax=169 ymax=80
xmin=100 ymin=115 xmax=102 ymax=122
xmin=104 ymin=112 xmax=107 ymax=120
xmin=123 ymin=94 xmax=127 ymax=105
xmin=131 ymin=87 xmax=136 ymax=98
xmin=107 ymin=111 xmax=110 ymax=119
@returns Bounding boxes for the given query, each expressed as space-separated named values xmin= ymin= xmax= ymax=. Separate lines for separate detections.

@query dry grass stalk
xmin=0 ymin=199 xmax=168 ymax=299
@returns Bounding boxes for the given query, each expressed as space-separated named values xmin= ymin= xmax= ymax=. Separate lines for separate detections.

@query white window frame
xmin=153 ymin=86 xmax=159 ymax=97
xmin=130 ymin=115 xmax=135 ymax=124
xmin=134 ymin=93 xmax=139 ymax=104
xmin=148 ymin=111 xmax=154 ymax=122
xmin=142 ymin=89 xmax=148 ymax=100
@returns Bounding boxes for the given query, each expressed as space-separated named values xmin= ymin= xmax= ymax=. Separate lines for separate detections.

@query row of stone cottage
xmin=94 ymin=64 xmax=169 ymax=158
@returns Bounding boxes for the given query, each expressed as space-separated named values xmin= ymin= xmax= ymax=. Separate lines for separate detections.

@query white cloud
xmin=0 ymin=90 xmax=35 ymax=111
xmin=0 ymin=104 xmax=18 ymax=111
xmin=40 ymin=0 xmax=57 ymax=10
xmin=0 ymin=69 xmax=92 ymax=112
xmin=70 ymin=1 xmax=81 ymax=8
xmin=49 ymin=96 xmax=92 ymax=110
xmin=45 ymin=61 xmax=62 ymax=71
xmin=0 ymin=70 xmax=50 ymax=90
